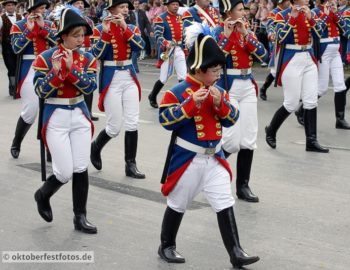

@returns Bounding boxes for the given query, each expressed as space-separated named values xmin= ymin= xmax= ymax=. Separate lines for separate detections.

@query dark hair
xmin=188 ymin=63 xmax=223 ymax=75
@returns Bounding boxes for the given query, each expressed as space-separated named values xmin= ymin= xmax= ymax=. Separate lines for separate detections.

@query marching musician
xmin=32 ymin=8 xmax=98 ymax=234
xmin=10 ymin=0 xmax=56 ymax=159
xmin=0 ymin=0 xmax=22 ymax=97
xmin=90 ymin=0 xmax=146 ymax=179
xmin=265 ymin=0 xmax=329 ymax=152
xmin=157 ymin=30 xmax=259 ymax=268
xmin=148 ymin=0 xmax=187 ymax=109
xmin=217 ymin=0 xmax=268 ymax=202
xmin=312 ymin=0 xmax=350 ymax=129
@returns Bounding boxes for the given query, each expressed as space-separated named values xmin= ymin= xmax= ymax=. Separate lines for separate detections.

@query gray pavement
xmin=0 ymin=58 xmax=349 ymax=270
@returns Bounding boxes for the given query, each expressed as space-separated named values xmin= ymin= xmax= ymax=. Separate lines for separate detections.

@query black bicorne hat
xmin=56 ymin=8 xmax=93 ymax=37
xmin=66 ymin=0 xmax=91 ymax=8
xmin=219 ymin=0 xmax=243 ymax=14
xmin=27 ymin=0 xmax=50 ymax=12
xmin=187 ymin=34 xmax=226 ymax=72
xmin=106 ymin=0 xmax=134 ymax=10
xmin=163 ymin=0 xmax=184 ymax=6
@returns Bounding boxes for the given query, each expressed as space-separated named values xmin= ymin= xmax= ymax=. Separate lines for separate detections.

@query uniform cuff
xmin=123 ymin=27 xmax=134 ymax=40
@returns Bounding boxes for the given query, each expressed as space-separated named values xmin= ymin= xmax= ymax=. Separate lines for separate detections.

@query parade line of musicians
xmin=1 ymin=0 xmax=349 ymax=268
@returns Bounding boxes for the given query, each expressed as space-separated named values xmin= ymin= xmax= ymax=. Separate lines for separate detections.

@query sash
xmin=194 ymin=5 xmax=216 ymax=28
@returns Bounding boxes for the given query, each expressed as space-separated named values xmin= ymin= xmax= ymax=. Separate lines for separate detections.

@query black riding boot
xmin=259 ymin=73 xmax=274 ymax=101
xmin=84 ymin=94 xmax=98 ymax=121
xmin=304 ymin=108 xmax=329 ymax=153
xmin=236 ymin=149 xmax=259 ymax=203
xmin=158 ymin=207 xmax=185 ymax=263
xmin=125 ymin=131 xmax=145 ymax=179
xmin=9 ymin=76 xmax=16 ymax=97
xmin=334 ymin=90 xmax=350 ymax=129
xmin=345 ymin=77 xmax=350 ymax=91
xmin=295 ymin=103 xmax=305 ymax=126
xmin=72 ymin=170 xmax=97 ymax=234
xmin=34 ymin=175 xmax=63 ymax=222
xmin=90 ymin=129 xmax=112 ymax=170
xmin=217 ymin=207 xmax=260 ymax=268
xmin=11 ymin=116 xmax=32 ymax=159
xmin=148 ymin=80 xmax=164 ymax=108
xmin=265 ymin=106 xmax=290 ymax=149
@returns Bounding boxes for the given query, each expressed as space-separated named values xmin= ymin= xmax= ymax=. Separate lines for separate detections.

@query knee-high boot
xmin=217 ymin=207 xmax=260 ymax=268
xmin=90 ymin=129 xmax=112 ymax=170
xmin=34 ymin=175 xmax=63 ymax=222
xmin=72 ymin=170 xmax=97 ymax=234
xmin=236 ymin=149 xmax=259 ymax=203
xmin=148 ymin=80 xmax=164 ymax=108
xmin=84 ymin=94 xmax=98 ymax=121
xmin=304 ymin=108 xmax=329 ymax=153
xmin=265 ymin=106 xmax=290 ymax=149
xmin=125 ymin=130 xmax=145 ymax=179
xmin=11 ymin=116 xmax=32 ymax=159
xmin=295 ymin=103 xmax=305 ymax=126
xmin=334 ymin=90 xmax=350 ymax=129
xmin=9 ymin=76 xmax=16 ymax=97
xmin=158 ymin=207 xmax=185 ymax=263
xmin=259 ymin=73 xmax=274 ymax=101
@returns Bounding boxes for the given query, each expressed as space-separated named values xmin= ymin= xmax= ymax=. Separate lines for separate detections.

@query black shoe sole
xmin=237 ymin=195 xmax=259 ymax=203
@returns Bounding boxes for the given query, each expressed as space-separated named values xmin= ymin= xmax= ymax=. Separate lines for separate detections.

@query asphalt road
xmin=0 ymin=57 xmax=349 ymax=270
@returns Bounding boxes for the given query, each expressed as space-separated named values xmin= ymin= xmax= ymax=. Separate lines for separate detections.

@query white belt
xmin=22 ymin=54 xmax=36 ymax=60
xmin=226 ymin=68 xmax=252 ymax=76
xmin=103 ymin=60 xmax=132 ymax=67
xmin=320 ymin=37 xmax=339 ymax=43
xmin=45 ymin=95 xmax=84 ymax=105
xmin=176 ymin=137 xmax=221 ymax=155
xmin=285 ymin=44 xmax=312 ymax=50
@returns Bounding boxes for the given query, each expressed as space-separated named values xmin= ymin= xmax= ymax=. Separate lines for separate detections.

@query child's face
xmin=199 ymin=65 xmax=222 ymax=86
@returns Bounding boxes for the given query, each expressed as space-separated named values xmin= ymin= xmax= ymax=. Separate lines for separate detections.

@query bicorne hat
xmin=66 ymin=0 xmax=91 ymax=8
xmin=187 ymin=34 xmax=226 ymax=72
xmin=163 ymin=0 xmax=184 ymax=6
xmin=106 ymin=0 xmax=134 ymax=10
xmin=56 ymin=8 xmax=93 ymax=37
xmin=219 ymin=0 xmax=243 ymax=14
xmin=1 ymin=0 xmax=18 ymax=6
xmin=27 ymin=0 xmax=50 ymax=12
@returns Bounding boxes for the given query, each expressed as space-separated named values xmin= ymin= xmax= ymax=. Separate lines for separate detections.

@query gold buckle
xmin=115 ymin=61 xmax=124 ymax=66
xmin=69 ymin=97 xmax=78 ymax=105
xmin=300 ymin=45 xmax=307 ymax=50
xmin=241 ymin=69 xmax=248 ymax=75
xmin=204 ymin=148 xmax=216 ymax=155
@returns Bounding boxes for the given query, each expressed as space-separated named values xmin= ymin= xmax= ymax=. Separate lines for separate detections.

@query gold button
xmin=216 ymin=130 xmax=222 ymax=136
xmin=216 ymin=123 xmax=221 ymax=128
xmin=194 ymin=116 xmax=202 ymax=122
xmin=196 ymin=124 xmax=204 ymax=130
xmin=57 ymin=90 xmax=63 ymax=95
xmin=197 ymin=132 xmax=205 ymax=138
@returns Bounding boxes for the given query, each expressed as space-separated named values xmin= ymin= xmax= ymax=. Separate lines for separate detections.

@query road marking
xmin=19 ymin=163 xmax=210 ymax=210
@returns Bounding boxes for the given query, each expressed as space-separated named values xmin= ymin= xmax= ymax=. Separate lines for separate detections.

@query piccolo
xmin=52 ymin=45 xmax=82 ymax=60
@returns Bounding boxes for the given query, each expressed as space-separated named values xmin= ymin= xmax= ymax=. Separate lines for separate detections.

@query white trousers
xmin=159 ymin=46 xmax=186 ymax=83
xmin=281 ymin=52 xmax=318 ymax=112
xmin=167 ymin=154 xmax=235 ymax=213
xmin=46 ymin=107 xmax=91 ymax=184
xmin=318 ymin=43 xmax=346 ymax=96
xmin=222 ymin=79 xmax=258 ymax=153
xmin=20 ymin=67 xmax=38 ymax=124
xmin=104 ymin=70 xmax=139 ymax=137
